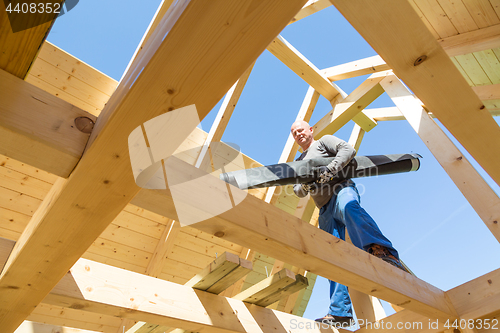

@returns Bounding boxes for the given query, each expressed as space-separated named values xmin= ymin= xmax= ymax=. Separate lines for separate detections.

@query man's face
xmin=291 ymin=122 xmax=314 ymax=149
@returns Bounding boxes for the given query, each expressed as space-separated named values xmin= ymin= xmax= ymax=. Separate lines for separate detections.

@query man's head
xmin=291 ymin=120 xmax=315 ymax=151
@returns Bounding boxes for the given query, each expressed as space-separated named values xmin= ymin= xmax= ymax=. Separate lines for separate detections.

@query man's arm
xmin=320 ymin=136 xmax=356 ymax=179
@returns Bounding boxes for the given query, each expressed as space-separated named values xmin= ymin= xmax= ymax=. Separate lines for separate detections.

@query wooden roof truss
xmin=0 ymin=0 xmax=499 ymax=332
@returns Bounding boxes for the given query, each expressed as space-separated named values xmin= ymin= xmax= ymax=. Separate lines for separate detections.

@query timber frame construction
xmin=0 ymin=0 xmax=500 ymax=332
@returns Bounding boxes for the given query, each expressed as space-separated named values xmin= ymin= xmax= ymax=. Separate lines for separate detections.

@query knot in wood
xmin=214 ymin=231 xmax=225 ymax=238
xmin=413 ymin=55 xmax=427 ymax=66
xmin=74 ymin=117 xmax=95 ymax=134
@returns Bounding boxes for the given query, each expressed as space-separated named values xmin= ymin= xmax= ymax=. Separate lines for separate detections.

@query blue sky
xmin=47 ymin=0 xmax=500 ymax=324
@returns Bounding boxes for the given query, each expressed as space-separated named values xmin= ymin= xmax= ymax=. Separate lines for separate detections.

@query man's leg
xmin=318 ymin=196 xmax=353 ymax=319
xmin=333 ymin=181 xmax=399 ymax=259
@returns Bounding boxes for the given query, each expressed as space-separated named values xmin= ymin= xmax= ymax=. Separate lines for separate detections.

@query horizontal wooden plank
xmin=161 ymin=258 xmax=205 ymax=281
xmin=123 ymin=204 xmax=174 ymax=227
xmin=455 ymin=53 xmax=492 ymax=86
xmin=112 ymin=210 xmax=166 ymax=240
xmin=0 ymin=207 xmax=31 ymax=240
xmin=174 ymin=231 xmax=241 ymax=257
xmin=28 ymin=58 xmax=111 ymax=111
xmin=179 ymin=227 xmax=244 ymax=252
xmin=168 ymin=244 xmax=214 ymax=269
xmin=472 ymin=83 xmax=500 ymax=100
xmin=0 ymin=186 xmax=42 ymax=217
xmin=0 ymin=155 xmax=58 ymax=184
xmin=15 ymin=321 xmax=104 ymax=333
xmin=25 ymin=74 xmax=103 ymax=116
xmin=82 ymin=252 xmax=147 ymax=275
xmin=84 ymin=238 xmax=151 ymax=270
xmin=98 ymin=223 xmax=159 ymax=254
xmin=28 ymin=303 xmax=121 ymax=333
xmin=439 ymin=23 xmax=500 ymax=56
xmin=37 ymin=41 xmax=117 ymax=96
xmin=0 ymin=69 xmax=96 ymax=178
xmin=322 ymin=55 xmax=390 ymax=81
xmin=0 ymin=166 xmax=52 ymax=201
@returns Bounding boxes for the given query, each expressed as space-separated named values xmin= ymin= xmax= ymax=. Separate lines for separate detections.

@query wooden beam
xmin=196 ymin=63 xmax=255 ymax=172
xmin=145 ymin=219 xmax=180 ymax=278
xmin=446 ymin=268 xmax=500 ymax=320
xmin=312 ymin=71 xmax=385 ymax=138
xmin=119 ymin=219 xmax=180 ymax=332
xmin=0 ymin=69 xmax=97 ymax=178
xmin=364 ymin=106 xmax=500 ymax=122
xmin=0 ymin=1 xmax=63 ymax=78
xmin=0 ymin=1 xmax=309 ymax=331
xmin=439 ymin=24 xmax=500 ymax=57
xmin=347 ymin=124 xmax=365 ymax=152
xmin=289 ymin=0 xmax=332 ymax=25
xmin=267 ymin=35 xmax=346 ymax=101
xmin=322 ymin=55 xmax=391 ymax=81
xmin=322 ymin=25 xmax=500 ymax=81
xmin=131 ymin=251 xmax=252 ymax=333
xmin=40 ymin=257 xmax=338 ymax=333
xmin=472 ymin=84 xmax=500 ymax=101
xmin=121 ymin=0 xmax=176 ymax=80
xmin=185 ymin=251 xmax=252 ymax=294
xmin=264 ymin=86 xmax=319 ymax=204
xmin=355 ymin=309 xmax=447 ymax=332
xmin=14 ymin=321 xmax=100 ymax=333
xmin=232 ymin=268 xmax=308 ymax=307
xmin=133 ymin=159 xmax=459 ymax=321
xmin=329 ymin=0 xmax=500 ymax=187
xmin=217 ymin=248 xmax=257 ymax=299
xmin=380 ymin=75 xmax=500 ymax=243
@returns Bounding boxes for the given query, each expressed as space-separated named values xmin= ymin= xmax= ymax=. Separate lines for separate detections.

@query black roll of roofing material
xmin=219 ymin=153 xmax=421 ymax=190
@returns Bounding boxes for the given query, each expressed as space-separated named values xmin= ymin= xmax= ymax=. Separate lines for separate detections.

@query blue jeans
xmin=318 ymin=180 xmax=398 ymax=317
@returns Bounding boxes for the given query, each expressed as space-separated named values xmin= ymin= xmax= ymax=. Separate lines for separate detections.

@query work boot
xmin=368 ymin=244 xmax=411 ymax=273
xmin=315 ymin=314 xmax=354 ymax=328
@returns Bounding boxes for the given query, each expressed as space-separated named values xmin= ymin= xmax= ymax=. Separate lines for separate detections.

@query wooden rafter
xmin=380 ymin=74 xmax=500 ymax=243
xmin=0 ymin=1 xmax=310 ymax=331
xmin=329 ymin=0 xmax=500 ymax=187
xmin=267 ymin=35 xmax=345 ymax=101
xmin=447 ymin=268 xmax=500 ymax=320
xmin=322 ymin=55 xmax=390 ymax=81
xmin=312 ymin=71 xmax=385 ymax=138
xmin=0 ymin=0 xmax=63 ymax=78
xmin=44 ymin=258 xmax=338 ymax=333
xmin=130 ymin=159 xmax=459 ymax=321
xmin=289 ymin=0 xmax=332 ymax=25
xmin=0 ymin=240 xmax=341 ymax=333
xmin=264 ymin=86 xmax=319 ymax=204
xmin=232 ymin=268 xmax=308 ymax=307
xmin=322 ymin=24 xmax=500 ymax=81
xmin=439 ymin=23 xmax=500 ymax=57
xmin=195 ymin=63 xmax=255 ymax=172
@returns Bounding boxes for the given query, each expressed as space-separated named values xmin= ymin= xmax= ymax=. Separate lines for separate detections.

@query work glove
xmin=301 ymin=182 xmax=314 ymax=193
xmin=315 ymin=166 xmax=337 ymax=184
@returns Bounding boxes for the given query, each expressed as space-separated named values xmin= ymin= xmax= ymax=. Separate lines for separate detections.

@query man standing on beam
xmin=291 ymin=120 xmax=408 ymax=327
